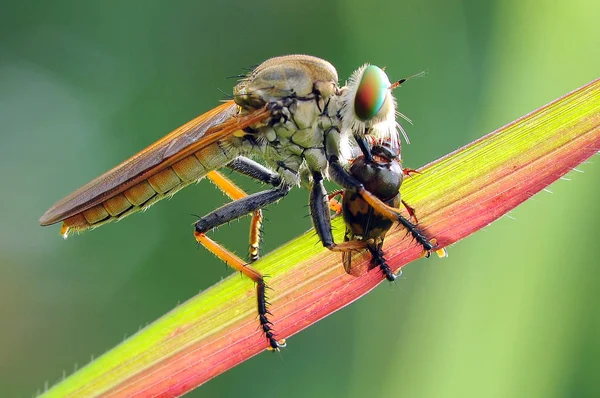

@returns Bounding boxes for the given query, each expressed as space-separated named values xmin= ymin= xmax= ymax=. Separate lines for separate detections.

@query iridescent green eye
xmin=354 ymin=65 xmax=388 ymax=121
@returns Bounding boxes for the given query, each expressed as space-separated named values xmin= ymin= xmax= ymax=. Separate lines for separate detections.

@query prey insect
xmin=39 ymin=55 xmax=436 ymax=350
xmin=335 ymin=142 xmax=433 ymax=282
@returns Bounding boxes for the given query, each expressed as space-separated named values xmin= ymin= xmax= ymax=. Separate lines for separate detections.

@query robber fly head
xmin=341 ymin=64 xmax=418 ymax=155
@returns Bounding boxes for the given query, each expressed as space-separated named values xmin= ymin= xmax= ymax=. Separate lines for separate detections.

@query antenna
xmin=389 ymin=71 xmax=426 ymax=90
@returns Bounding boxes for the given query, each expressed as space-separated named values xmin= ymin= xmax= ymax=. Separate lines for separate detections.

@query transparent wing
xmin=39 ymin=101 xmax=270 ymax=225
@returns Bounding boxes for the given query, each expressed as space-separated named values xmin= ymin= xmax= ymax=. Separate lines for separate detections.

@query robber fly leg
xmin=223 ymin=157 xmax=283 ymax=261
xmin=194 ymin=177 xmax=291 ymax=350
xmin=204 ymin=170 xmax=288 ymax=262
xmin=354 ymin=132 xmax=374 ymax=162
xmin=194 ymin=232 xmax=286 ymax=351
xmin=195 ymin=184 xmax=291 ymax=235
xmin=226 ymin=157 xmax=282 ymax=187
xmin=309 ymin=171 xmax=368 ymax=252
xmin=327 ymin=155 xmax=434 ymax=252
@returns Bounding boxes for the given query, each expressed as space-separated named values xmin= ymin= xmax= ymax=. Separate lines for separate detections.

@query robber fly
xmin=39 ymin=55 xmax=435 ymax=350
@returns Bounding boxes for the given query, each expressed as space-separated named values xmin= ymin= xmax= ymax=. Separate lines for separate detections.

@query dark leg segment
xmin=221 ymin=157 xmax=282 ymax=261
xmin=257 ymin=281 xmax=282 ymax=349
xmin=354 ymin=132 xmax=374 ymax=162
xmin=367 ymin=245 xmax=398 ymax=282
xmin=226 ymin=157 xmax=282 ymax=187
xmin=395 ymin=214 xmax=434 ymax=252
xmin=309 ymin=171 xmax=367 ymax=252
xmin=206 ymin=170 xmax=264 ymax=261
xmin=310 ymin=171 xmax=335 ymax=248
xmin=195 ymin=185 xmax=291 ymax=234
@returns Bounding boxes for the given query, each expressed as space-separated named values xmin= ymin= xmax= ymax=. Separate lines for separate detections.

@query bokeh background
xmin=1 ymin=0 xmax=599 ymax=397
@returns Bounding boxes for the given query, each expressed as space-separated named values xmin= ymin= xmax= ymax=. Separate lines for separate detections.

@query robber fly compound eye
xmin=353 ymin=65 xmax=392 ymax=121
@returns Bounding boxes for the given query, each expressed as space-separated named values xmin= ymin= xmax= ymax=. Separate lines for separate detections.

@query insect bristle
xmin=226 ymin=74 xmax=249 ymax=80
xmin=397 ymin=122 xmax=411 ymax=145
xmin=396 ymin=110 xmax=413 ymax=125
xmin=217 ymin=87 xmax=234 ymax=100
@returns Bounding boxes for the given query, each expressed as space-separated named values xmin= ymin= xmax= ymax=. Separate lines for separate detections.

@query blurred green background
xmin=1 ymin=0 xmax=599 ymax=397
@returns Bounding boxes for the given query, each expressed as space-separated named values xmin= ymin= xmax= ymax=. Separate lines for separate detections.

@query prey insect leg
xmin=327 ymin=190 xmax=344 ymax=214
xmin=354 ymin=133 xmax=374 ymax=162
xmin=367 ymin=244 xmax=398 ymax=282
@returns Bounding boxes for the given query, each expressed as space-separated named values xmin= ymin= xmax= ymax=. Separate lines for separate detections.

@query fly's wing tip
xmin=39 ymin=210 xmax=59 ymax=226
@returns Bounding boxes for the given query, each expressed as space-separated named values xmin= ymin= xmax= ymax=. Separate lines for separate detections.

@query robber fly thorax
xmin=230 ymin=55 xmax=340 ymax=186
xmin=40 ymin=55 xmax=435 ymax=350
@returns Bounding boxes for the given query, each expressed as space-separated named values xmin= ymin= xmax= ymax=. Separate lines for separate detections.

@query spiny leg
xmin=194 ymin=185 xmax=290 ymax=349
xmin=207 ymin=157 xmax=282 ymax=261
xmin=195 ymin=184 xmax=291 ymax=237
xmin=227 ymin=157 xmax=283 ymax=261
xmin=327 ymin=155 xmax=434 ymax=252
xmin=195 ymin=178 xmax=291 ymax=349
xmin=206 ymin=170 xmax=263 ymax=262
xmin=194 ymin=233 xmax=285 ymax=350
xmin=367 ymin=244 xmax=398 ymax=282
xmin=310 ymin=171 xmax=368 ymax=252
xmin=226 ymin=157 xmax=282 ymax=187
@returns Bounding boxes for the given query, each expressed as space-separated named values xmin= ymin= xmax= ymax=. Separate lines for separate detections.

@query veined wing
xmin=39 ymin=101 xmax=270 ymax=227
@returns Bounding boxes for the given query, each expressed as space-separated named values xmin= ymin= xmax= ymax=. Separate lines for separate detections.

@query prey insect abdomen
xmin=342 ymin=191 xmax=398 ymax=241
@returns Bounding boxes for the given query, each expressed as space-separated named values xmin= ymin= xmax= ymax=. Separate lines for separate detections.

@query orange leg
xmin=403 ymin=167 xmax=421 ymax=177
xmin=194 ymin=232 xmax=285 ymax=350
xmin=401 ymin=199 xmax=418 ymax=224
xmin=206 ymin=171 xmax=262 ymax=262
xmin=201 ymin=170 xmax=286 ymax=350
xmin=328 ymin=189 xmax=344 ymax=214
xmin=401 ymin=168 xmax=421 ymax=223
xmin=198 ymin=167 xmax=366 ymax=351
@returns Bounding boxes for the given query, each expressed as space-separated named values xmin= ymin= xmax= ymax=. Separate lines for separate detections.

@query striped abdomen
xmin=60 ymin=141 xmax=239 ymax=235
